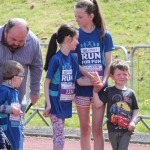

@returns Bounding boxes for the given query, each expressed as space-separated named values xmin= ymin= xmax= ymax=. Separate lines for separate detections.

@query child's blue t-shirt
xmin=73 ymin=27 xmax=114 ymax=97
xmin=46 ymin=50 xmax=81 ymax=118
xmin=0 ymin=84 xmax=22 ymax=150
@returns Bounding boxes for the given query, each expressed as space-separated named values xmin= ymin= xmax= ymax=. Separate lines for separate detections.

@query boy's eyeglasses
xmin=3 ymin=74 xmax=25 ymax=80
xmin=16 ymin=75 xmax=25 ymax=79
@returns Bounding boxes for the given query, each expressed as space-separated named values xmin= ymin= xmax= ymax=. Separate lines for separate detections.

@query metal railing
xmin=24 ymin=43 xmax=150 ymax=131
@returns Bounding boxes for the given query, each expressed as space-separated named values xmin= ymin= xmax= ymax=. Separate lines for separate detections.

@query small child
xmin=43 ymin=23 xmax=99 ymax=150
xmin=0 ymin=60 xmax=24 ymax=150
xmin=91 ymin=60 xmax=139 ymax=150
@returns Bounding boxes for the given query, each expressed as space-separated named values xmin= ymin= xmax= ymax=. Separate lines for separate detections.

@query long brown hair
xmin=75 ymin=0 xmax=106 ymax=41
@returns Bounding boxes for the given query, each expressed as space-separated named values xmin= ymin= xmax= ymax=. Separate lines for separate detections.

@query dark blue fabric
xmin=0 ymin=85 xmax=22 ymax=150
xmin=72 ymin=27 xmax=114 ymax=97
xmin=46 ymin=50 xmax=81 ymax=118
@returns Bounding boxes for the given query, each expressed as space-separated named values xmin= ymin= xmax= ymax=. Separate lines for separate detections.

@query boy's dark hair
xmin=2 ymin=60 xmax=24 ymax=80
xmin=44 ymin=23 xmax=78 ymax=71
xmin=110 ymin=60 xmax=129 ymax=75
xmin=75 ymin=0 xmax=106 ymax=41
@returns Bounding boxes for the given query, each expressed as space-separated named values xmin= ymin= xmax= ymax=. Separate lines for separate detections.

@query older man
xmin=0 ymin=18 xmax=43 ymax=113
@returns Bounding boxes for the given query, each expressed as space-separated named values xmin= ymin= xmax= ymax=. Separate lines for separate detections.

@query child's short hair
xmin=110 ymin=60 xmax=129 ymax=75
xmin=2 ymin=60 xmax=24 ymax=80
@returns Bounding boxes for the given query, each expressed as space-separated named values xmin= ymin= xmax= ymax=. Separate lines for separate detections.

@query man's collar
xmin=0 ymin=24 xmax=6 ymax=45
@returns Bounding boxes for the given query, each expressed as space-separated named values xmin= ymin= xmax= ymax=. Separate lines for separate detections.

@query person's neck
xmin=60 ymin=45 xmax=70 ymax=56
xmin=81 ymin=23 xmax=95 ymax=33
xmin=115 ymin=84 xmax=127 ymax=90
xmin=3 ymin=80 xmax=15 ymax=88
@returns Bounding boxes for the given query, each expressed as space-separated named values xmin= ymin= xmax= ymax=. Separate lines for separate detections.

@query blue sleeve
xmin=46 ymin=56 xmax=59 ymax=79
xmin=76 ymin=63 xmax=82 ymax=79
xmin=0 ymin=89 xmax=8 ymax=105
xmin=103 ymin=31 xmax=115 ymax=53
xmin=71 ymin=54 xmax=82 ymax=79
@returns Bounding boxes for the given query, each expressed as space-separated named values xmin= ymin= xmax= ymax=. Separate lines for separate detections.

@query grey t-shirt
xmin=100 ymin=86 xmax=139 ymax=132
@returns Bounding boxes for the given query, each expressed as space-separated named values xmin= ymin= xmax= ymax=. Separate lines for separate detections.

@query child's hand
xmin=12 ymin=107 xmax=23 ymax=117
xmin=88 ymin=72 xmax=103 ymax=92
xmin=128 ymin=121 xmax=136 ymax=131
xmin=43 ymin=106 xmax=51 ymax=117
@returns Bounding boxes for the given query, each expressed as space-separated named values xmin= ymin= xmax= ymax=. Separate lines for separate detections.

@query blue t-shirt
xmin=73 ymin=27 xmax=114 ymax=97
xmin=46 ymin=50 xmax=81 ymax=118
xmin=0 ymin=84 xmax=22 ymax=150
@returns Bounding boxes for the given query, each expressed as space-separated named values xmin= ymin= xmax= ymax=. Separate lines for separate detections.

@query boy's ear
xmin=109 ymin=74 xmax=114 ymax=80
xmin=128 ymin=73 xmax=131 ymax=78
xmin=12 ymin=76 xmax=17 ymax=81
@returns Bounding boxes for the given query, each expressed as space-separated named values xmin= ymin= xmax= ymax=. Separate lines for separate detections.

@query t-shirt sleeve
xmin=99 ymin=87 xmax=108 ymax=104
xmin=131 ymin=91 xmax=139 ymax=110
xmin=103 ymin=31 xmax=115 ymax=53
xmin=46 ymin=57 xmax=59 ymax=79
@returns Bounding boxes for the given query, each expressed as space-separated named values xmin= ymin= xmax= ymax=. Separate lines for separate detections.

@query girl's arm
xmin=93 ymin=90 xmax=104 ymax=108
xmin=102 ymin=51 xmax=112 ymax=87
xmin=77 ymin=77 xmax=92 ymax=86
xmin=73 ymin=53 xmax=91 ymax=78
xmin=43 ymin=78 xmax=51 ymax=117
xmin=79 ymin=65 xmax=91 ymax=78
xmin=77 ymin=71 xmax=102 ymax=86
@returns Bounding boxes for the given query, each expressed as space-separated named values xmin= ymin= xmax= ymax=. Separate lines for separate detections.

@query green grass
xmin=0 ymin=0 xmax=150 ymax=132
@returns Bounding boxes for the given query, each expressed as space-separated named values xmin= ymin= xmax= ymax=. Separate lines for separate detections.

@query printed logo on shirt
xmin=9 ymin=103 xmax=21 ymax=122
xmin=110 ymin=95 xmax=132 ymax=129
xmin=61 ymin=63 xmax=73 ymax=82
xmin=80 ymin=41 xmax=101 ymax=65
xmin=60 ymin=64 xmax=75 ymax=101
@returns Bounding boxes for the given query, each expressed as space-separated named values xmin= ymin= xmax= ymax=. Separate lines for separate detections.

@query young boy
xmin=91 ymin=60 xmax=139 ymax=150
xmin=0 ymin=60 xmax=24 ymax=150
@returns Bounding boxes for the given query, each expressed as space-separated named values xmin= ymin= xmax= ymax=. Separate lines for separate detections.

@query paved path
xmin=24 ymin=127 xmax=150 ymax=144
xmin=24 ymin=126 xmax=150 ymax=150
xmin=24 ymin=136 xmax=150 ymax=150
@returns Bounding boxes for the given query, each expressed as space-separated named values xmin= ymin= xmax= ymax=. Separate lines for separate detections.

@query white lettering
xmin=62 ymin=75 xmax=73 ymax=81
xmin=82 ymin=60 xmax=90 ymax=64
xmin=81 ymin=52 xmax=101 ymax=60
xmin=81 ymin=47 xmax=100 ymax=53
xmin=62 ymin=70 xmax=72 ymax=75
xmin=91 ymin=60 xmax=101 ymax=64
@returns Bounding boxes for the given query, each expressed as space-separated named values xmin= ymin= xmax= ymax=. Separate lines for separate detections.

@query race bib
xmin=9 ymin=103 xmax=21 ymax=122
xmin=82 ymin=65 xmax=104 ymax=81
xmin=60 ymin=83 xmax=75 ymax=101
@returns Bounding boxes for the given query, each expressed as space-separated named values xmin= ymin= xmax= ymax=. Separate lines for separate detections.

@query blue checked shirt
xmin=0 ymin=25 xmax=43 ymax=104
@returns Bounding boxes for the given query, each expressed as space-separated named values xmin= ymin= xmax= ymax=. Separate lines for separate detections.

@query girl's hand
xmin=12 ymin=107 xmax=23 ymax=117
xmin=88 ymin=72 xmax=103 ymax=92
xmin=128 ymin=121 xmax=136 ymax=131
xmin=43 ymin=106 xmax=51 ymax=117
